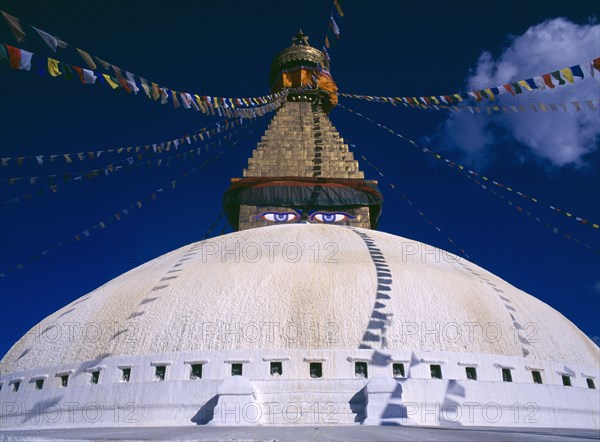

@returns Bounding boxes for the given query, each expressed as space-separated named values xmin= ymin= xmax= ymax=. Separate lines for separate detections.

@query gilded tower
xmin=224 ymin=31 xmax=382 ymax=231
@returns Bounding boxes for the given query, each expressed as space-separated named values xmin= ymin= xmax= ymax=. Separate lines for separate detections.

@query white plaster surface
xmin=1 ymin=224 xmax=597 ymax=372
xmin=1 ymin=224 xmax=598 ymax=431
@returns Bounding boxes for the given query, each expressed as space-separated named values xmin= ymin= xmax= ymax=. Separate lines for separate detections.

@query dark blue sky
xmin=1 ymin=0 xmax=599 ymax=356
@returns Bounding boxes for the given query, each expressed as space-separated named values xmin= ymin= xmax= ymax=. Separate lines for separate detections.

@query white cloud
xmin=439 ymin=18 xmax=600 ymax=166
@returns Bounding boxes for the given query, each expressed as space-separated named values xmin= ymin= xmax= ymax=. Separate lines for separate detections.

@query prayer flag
xmin=125 ymin=71 xmax=139 ymax=94
xmin=82 ymin=68 xmax=97 ymax=84
xmin=570 ymin=64 xmax=584 ymax=79
xmin=551 ymin=71 xmax=565 ymax=85
xmin=140 ymin=78 xmax=151 ymax=98
xmin=334 ymin=0 xmax=344 ymax=17
xmin=542 ymin=73 xmax=555 ymax=88
xmin=1 ymin=10 xmax=25 ymax=42
xmin=95 ymin=56 xmax=111 ymax=70
xmin=329 ymin=15 xmax=340 ymax=37
xmin=72 ymin=65 xmax=85 ymax=83
xmin=18 ymin=48 xmax=32 ymax=71
xmin=533 ymin=76 xmax=546 ymax=89
xmin=560 ymin=67 xmax=574 ymax=83
xmin=102 ymin=74 xmax=119 ymax=89
xmin=111 ymin=65 xmax=132 ymax=93
xmin=60 ymin=62 xmax=73 ymax=80
xmin=517 ymin=80 xmax=532 ymax=91
xmin=5 ymin=44 xmax=20 ymax=69
xmin=151 ymin=82 xmax=160 ymax=100
xmin=32 ymin=26 xmax=58 ymax=51
xmin=76 ymin=48 xmax=97 ymax=69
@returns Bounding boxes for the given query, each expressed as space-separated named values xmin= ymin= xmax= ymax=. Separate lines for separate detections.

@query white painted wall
xmin=1 ymin=348 xmax=598 ymax=429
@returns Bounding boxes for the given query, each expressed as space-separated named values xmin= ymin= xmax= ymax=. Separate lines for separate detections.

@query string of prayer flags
xmin=322 ymin=0 xmax=345 ymax=58
xmin=464 ymin=172 xmax=600 ymax=255
xmin=338 ymin=56 xmax=600 ymax=108
xmin=0 ymin=127 xmax=258 ymax=278
xmin=339 ymin=104 xmax=600 ymax=231
xmin=0 ymin=10 xmax=288 ymax=112
xmin=339 ymin=94 xmax=600 ymax=114
xmin=401 ymin=99 xmax=600 ymax=114
xmin=1 ymin=118 xmax=259 ymax=206
xmin=0 ymin=116 xmax=249 ymax=168
xmin=349 ymin=142 xmax=470 ymax=259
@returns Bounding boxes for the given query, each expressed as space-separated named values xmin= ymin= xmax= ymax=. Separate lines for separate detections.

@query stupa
xmin=0 ymin=31 xmax=598 ymax=433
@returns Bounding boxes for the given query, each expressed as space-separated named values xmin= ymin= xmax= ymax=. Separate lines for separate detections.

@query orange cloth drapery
xmin=272 ymin=67 xmax=338 ymax=110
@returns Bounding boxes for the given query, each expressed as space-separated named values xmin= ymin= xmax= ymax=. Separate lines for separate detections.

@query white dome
xmin=2 ymin=224 xmax=597 ymax=373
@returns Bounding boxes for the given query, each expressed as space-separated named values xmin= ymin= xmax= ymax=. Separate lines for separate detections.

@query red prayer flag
xmin=111 ymin=65 xmax=132 ymax=94
xmin=542 ymin=73 xmax=555 ymax=89
xmin=5 ymin=44 xmax=21 ymax=69
xmin=72 ymin=65 xmax=85 ymax=83
xmin=503 ymin=84 xmax=515 ymax=96
xmin=593 ymin=57 xmax=600 ymax=72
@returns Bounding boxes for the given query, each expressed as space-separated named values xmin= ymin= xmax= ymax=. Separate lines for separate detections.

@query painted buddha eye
xmin=310 ymin=212 xmax=355 ymax=223
xmin=259 ymin=212 xmax=299 ymax=223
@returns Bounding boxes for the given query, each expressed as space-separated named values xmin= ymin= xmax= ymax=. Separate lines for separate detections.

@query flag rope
xmin=0 ymin=116 xmax=244 ymax=166
xmin=0 ymin=124 xmax=262 ymax=278
xmin=348 ymin=142 xmax=470 ymax=259
xmin=1 ymin=42 xmax=288 ymax=118
xmin=339 ymin=95 xmax=600 ymax=114
xmin=337 ymin=56 xmax=600 ymax=107
xmin=0 ymin=117 xmax=261 ymax=206
xmin=0 ymin=10 xmax=287 ymax=109
xmin=338 ymin=103 xmax=599 ymax=230
xmin=0 ymin=117 xmax=253 ymax=183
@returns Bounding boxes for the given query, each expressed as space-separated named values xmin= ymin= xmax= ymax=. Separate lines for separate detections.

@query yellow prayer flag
xmin=560 ymin=68 xmax=574 ymax=83
xmin=517 ymin=80 xmax=532 ymax=91
xmin=47 ymin=58 xmax=62 ymax=77
xmin=102 ymin=74 xmax=119 ymax=89
xmin=63 ymin=154 xmax=72 ymax=163
xmin=539 ymin=104 xmax=548 ymax=112
xmin=453 ymin=94 xmax=462 ymax=102
xmin=484 ymin=88 xmax=495 ymax=100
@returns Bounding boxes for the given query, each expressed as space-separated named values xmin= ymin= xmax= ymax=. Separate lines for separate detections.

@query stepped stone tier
xmin=226 ymin=101 xmax=377 ymax=231
xmin=224 ymin=30 xmax=381 ymax=232
xmin=1 ymin=32 xmax=598 ymax=433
